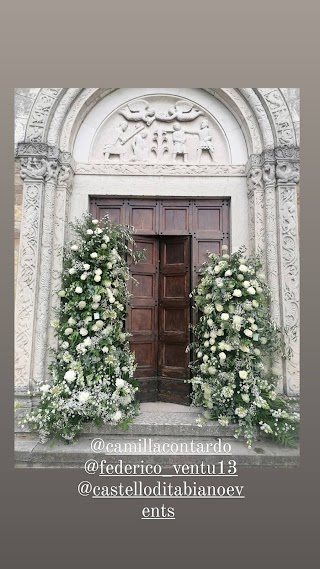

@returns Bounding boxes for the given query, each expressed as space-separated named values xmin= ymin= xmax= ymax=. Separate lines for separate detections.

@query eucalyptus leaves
xmin=188 ymin=246 xmax=299 ymax=447
xmin=23 ymin=213 xmax=141 ymax=442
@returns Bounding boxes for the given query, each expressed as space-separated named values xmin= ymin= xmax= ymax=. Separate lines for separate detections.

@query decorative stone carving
xmin=247 ymin=167 xmax=263 ymax=191
xmin=262 ymin=162 xmax=276 ymax=184
xmin=15 ymin=183 xmax=43 ymax=390
xmin=276 ymin=161 xmax=300 ymax=184
xmin=20 ymin=157 xmax=47 ymax=180
xmin=75 ymin=162 xmax=246 ymax=176
xmin=258 ymin=88 xmax=296 ymax=146
xmin=26 ymin=88 xmax=63 ymax=143
xmin=98 ymin=95 xmax=222 ymax=165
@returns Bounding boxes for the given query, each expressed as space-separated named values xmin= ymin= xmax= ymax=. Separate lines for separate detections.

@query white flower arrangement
xmin=188 ymin=245 xmax=299 ymax=448
xmin=23 ymin=213 xmax=143 ymax=443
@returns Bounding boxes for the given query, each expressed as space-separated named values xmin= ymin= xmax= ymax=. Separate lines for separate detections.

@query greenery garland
xmin=22 ymin=213 xmax=142 ymax=443
xmin=187 ymin=245 xmax=299 ymax=448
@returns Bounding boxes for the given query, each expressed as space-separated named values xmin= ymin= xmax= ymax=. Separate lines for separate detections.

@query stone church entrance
xmin=90 ymin=196 xmax=230 ymax=404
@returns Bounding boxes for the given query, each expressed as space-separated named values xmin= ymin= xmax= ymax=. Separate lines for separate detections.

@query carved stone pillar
xmin=261 ymin=150 xmax=283 ymax=389
xmin=246 ymin=155 xmax=267 ymax=273
xmin=275 ymin=146 xmax=300 ymax=395
xmin=47 ymin=155 xmax=75 ymax=363
xmin=15 ymin=147 xmax=49 ymax=394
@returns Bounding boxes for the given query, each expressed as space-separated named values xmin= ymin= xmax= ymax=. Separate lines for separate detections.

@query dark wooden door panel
xmin=90 ymin=197 xmax=230 ymax=404
xmin=158 ymin=236 xmax=191 ymax=404
xmin=128 ymin=236 xmax=159 ymax=400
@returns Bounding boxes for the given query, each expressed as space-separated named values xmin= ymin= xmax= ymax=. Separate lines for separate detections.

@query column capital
xmin=17 ymin=143 xmax=76 ymax=183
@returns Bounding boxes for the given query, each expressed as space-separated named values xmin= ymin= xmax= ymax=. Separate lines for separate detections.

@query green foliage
xmin=188 ymin=245 xmax=299 ymax=448
xmin=22 ymin=213 xmax=141 ymax=443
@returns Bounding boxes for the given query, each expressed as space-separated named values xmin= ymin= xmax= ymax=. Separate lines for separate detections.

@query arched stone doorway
xmin=14 ymin=88 xmax=300 ymax=420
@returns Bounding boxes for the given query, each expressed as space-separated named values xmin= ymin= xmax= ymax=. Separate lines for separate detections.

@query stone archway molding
xmin=15 ymin=88 xmax=300 ymax=414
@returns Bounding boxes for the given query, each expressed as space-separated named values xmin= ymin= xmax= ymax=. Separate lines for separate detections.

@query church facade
xmin=14 ymin=88 xmax=300 ymax=418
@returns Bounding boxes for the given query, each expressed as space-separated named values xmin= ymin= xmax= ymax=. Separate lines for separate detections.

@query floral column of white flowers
xmin=187 ymin=245 xmax=299 ymax=448
xmin=22 ymin=213 xmax=143 ymax=443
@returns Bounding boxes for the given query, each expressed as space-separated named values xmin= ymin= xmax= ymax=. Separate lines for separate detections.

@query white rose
xmin=239 ymin=370 xmax=248 ymax=380
xmin=94 ymin=275 xmax=102 ymax=282
xmin=93 ymin=295 xmax=101 ymax=302
xmin=80 ymin=328 xmax=88 ymax=336
xmin=244 ymin=329 xmax=253 ymax=337
xmin=219 ymin=352 xmax=226 ymax=361
xmin=233 ymin=289 xmax=242 ymax=297
xmin=239 ymin=264 xmax=248 ymax=273
xmin=197 ymin=351 xmax=203 ymax=358
xmin=75 ymin=286 xmax=83 ymax=294
xmin=210 ymin=346 xmax=216 ymax=352
xmin=96 ymin=320 xmax=104 ymax=329
xmin=221 ymin=313 xmax=229 ymax=321
xmin=71 ymin=244 xmax=78 ymax=251
xmin=203 ymin=355 xmax=209 ymax=362
xmin=252 ymin=300 xmax=259 ymax=308
xmin=239 ymin=257 xmax=246 ymax=264
xmin=116 ymin=378 xmax=125 ymax=389
xmin=102 ymin=346 xmax=109 ymax=353
xmin=240 ymin=345 xmax=250 ymax=353
xmin=86 ymin=229 xmax=93 ymax=235
xmin=64 ymin=327 xmax=73 ymax=336
xmin=83 ymin=337 xmax=92 ymax=346
xmin=78 ymin=391 xmax=90 ymax=403
xmin=215 ymin=303 xmax=223 ymax=312
xmin=207 ymin=319 xmax=213 ymax=327
xmin=256 ymin=286 xmax=262 ymax=294
xmin=225 ymin=270 xmax=232 ymax=277
xmin=92 ymin=219 xmax=99 ymax=225
xmin=247 ymin=287 xmax=256 ymax=295
xmin=78 ymin=301 xmax=86 ymax=309
xmin=260 ymin=337 xmax=267 ymax=345
xmin=251 ymin=324 xmax=258 ymax=331
xmin=107 ymin=262 xmax=113 ymax=269
xmin=221 ymin=245 xmax=229 ymax=252
xmin=40 ymin=384 xmax=50 ymax=393
xmin=95 ymin=228 xmax=103 ymax=234
xmin=109 ymin=296 xmax=115 ymax=303
xmin=92 ymin=303 xmax=99 ymax=309
xmin=237 ymin=274 xmax=244 ymax=281
xmin=204 ymin=340 xmax=210 ymax=348
xmin=58 ymin=290 xmax=66 ymax=297
xmin=61 ymin=341 xmax=69 ymax=349
xmin=83 ymin=264 xmax=90 ymax=271
xmin=241 ymin=393 xmax=250 ymax=403
xmin=68 ymin=317 xmax=76 ymax=325
xmin=214 ymin=265 xmax=221 ymax=274
xmin=80 ymin=273 xmax=88 ymax=280
xmin=243 ymin=281 xmax=250 ymax=288
xmin=209 ymin=337 xmax=215 ymax=345
xmin=103 ymin=235 xmax=110 ymax=243
xmin=90 ymin=252 xmax=98 ymax=259
xmin=217 ymin=329 xmax=224 ymax=336
xmin=257 ymin=273 xmax=266 ymax=281
xmin=69 ymin=268 xmax=76 ymax=275
xmin=101 ymin=243 xmax=107 ymax=249
xmin=112 ymin=410 xmax=122 ymax=422
xmin=95 ymin=268 xmax=102 ymax=275
xmin=64 ymin=369 xmax=76 ymax=382
xmin=215 ymin=278 xmax=224 ymax=288
xmin=208 ymin=367 xmax=216 ymax=376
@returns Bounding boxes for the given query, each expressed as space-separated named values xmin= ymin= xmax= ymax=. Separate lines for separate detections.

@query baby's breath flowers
xmin=22 ymin=213 xmax=144 ymax=443
xmin=188 ymin=245 xmax=299 ymax=447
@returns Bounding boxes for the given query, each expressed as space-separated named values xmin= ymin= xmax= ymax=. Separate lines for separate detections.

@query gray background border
xmin=1 ymin=0 xmax=319 ymax=566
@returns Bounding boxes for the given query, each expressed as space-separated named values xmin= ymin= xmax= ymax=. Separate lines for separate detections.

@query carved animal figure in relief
xmin=265 ymin=90 xmax=283 ymax=109
xmin=45 ymin=160 xmax=60 ymax=182
xmin=248 ymin=167 xmax=263 ymax=190
xmin=58 ymin=165 xmax=72 ymax=185
xmin=262 ymin=163 xmax=275 ymax=184
xmin=119 ymin=100 xmax=156 ymax=126
xmin=156 ymin=100 xmax=203 ymax=122
xmin=276 ymin=162 xmax=300 ymax=184
xmin=20 ymin=157 xmax=47 ymax=179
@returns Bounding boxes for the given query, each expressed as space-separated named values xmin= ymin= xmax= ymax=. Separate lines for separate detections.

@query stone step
xmin=15 ymin=433 xmax=299 ymax=469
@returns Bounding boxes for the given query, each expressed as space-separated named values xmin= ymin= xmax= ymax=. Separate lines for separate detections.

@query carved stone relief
xmin=91 ymin=96 xmax=230 ymax=165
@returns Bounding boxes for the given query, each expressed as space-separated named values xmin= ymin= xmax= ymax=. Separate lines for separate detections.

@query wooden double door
xmin=128 ymin=235 xmax=191 ymax=404
xmin=90 ymin=197 xmax=230 ymax=404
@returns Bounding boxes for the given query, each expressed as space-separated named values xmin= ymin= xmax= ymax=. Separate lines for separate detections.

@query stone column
xmin=261 ymin=150 xmax=283 ymax=390
xmin=246 ymin=155 xmax=267 ymax=273
xmin=47 ymin=155 xmax=75 ymax=364
xmin=14 ymin=146 xmax=49 ymax=425
xmin=275 ymin=146 xmax=300 ymax=395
